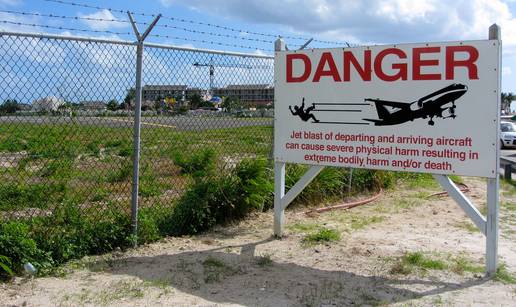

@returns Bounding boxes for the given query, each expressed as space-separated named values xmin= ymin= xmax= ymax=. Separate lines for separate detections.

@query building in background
xmin=213 ymin=84 xmax=274 ymax=107
xmin=80 ymin=101 xmax=107 ymax=111
xmin=32 ymin=96 xmax=65 ymax=112
xmin=142 ymin=84 xmax=274 ymax=109
xmin=142 ymin=85 xmax=188 ymax=102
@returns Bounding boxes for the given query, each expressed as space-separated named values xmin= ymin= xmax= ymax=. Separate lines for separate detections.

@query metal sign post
xmin=273 ymin=24 xmax=501 ymax=276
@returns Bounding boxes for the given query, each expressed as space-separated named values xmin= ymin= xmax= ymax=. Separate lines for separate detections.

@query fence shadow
xmin=93 ymin=238 xmax=487 ymax=306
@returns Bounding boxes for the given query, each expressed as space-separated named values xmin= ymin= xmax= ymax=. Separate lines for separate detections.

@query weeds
xmin=106 ymin=160 xmax=132 ymax=183
xmin=173 ymin=148 xmax=216 ymax=176
xmin=202 ymin=256 xmax=238 ymax=283
xmin=450 ymin=256 xmax=483 ymax=275
xmin=288 ymin=222 xmax=321 ymax=234
xmin=168 ymin=158 xmax=273 ymax=235
xmin=495 ymin=263 xmax=516 ymax=284
xmin=302 ymin=228 xmax=341 ymax=246
xmin=390 ymin=252 xmax=447 ymax=275
xmin=390 ymin=252 xmax=486 ymax=277
xmin=256 ymin=253 xmax=273 ymax=267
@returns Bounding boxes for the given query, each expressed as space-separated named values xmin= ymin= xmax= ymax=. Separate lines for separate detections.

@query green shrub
xmin=137 ymin=210 xmax=162 ymax=243
xmin=167 ymin=178 xmax=221 ymax=235
xmin=233 ymin=158 xmax=273 ymax=213
xmin=29 ymin=202 xmax=132 ymax=266
xmin=168 ymin=158 xmax=272 ymax=235
xmin=0 ymin=255 xmax=14 ymax=280
xmin=0 ymin=221 xmax=53 ymax=275
xmin=286 ymin=166 xmax=383 ymax=206
xmin=173 ymin=148 xmax=216 ymax=176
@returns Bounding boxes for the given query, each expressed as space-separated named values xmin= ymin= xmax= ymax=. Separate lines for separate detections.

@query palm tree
xmin=501 ymin=92 xmax=515 ymax=114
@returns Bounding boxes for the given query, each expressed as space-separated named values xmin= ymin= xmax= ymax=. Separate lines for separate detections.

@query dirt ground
xmin=1 ymin=177 xmax=515 ymax=307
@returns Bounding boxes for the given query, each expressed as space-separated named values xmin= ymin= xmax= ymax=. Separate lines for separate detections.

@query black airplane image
xmin=363 ymin=83 xmax=468 ymax=126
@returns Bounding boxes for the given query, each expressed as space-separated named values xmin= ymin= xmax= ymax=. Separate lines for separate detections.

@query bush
xmin=168 ymin=158 xmax=273 ymax=235
xmin=0 ymin=255 xmax=13 ymax=280
xmin=137 ymin=209 xmax=162 ymax=243
xmin=0 ymin=222 xmax=53 ymax=276
xmin=173 ymin=148 xmax=216 ymax=176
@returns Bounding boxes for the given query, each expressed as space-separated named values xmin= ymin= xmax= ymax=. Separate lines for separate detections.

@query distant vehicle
xmin=363 ymin=83 xmax=467 ymax=126
xmin=501 ymin=121 xmax=516 ymax=149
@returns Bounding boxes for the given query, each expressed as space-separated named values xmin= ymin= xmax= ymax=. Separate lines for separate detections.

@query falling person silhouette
xmin=289 ymin=98 xmax=319 ymax=123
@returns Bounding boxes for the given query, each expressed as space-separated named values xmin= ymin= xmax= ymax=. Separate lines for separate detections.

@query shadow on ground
xmin=92 ymin=237 xmax=486 ymax=306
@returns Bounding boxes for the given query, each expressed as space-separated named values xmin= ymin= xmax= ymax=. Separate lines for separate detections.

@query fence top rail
xmin=0 ymin=30 xmax=274 ymax=59
xmin=143 ymin=42 xmax=273 ymax=59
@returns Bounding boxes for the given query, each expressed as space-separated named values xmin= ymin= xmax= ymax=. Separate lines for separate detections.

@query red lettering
xmin=343 ymin=50 xmax=371 ymax=81
xmin=313 ymin=52 xmax=342 ymax=82
xmin=286 ymin=53 xmax=311 ymax=82
xmin=445 ymin=46 xmax=479 ymax=80
xmin=374 ymin=48 xmax=407 ymax=81
xmin=413 ymin=47 xmax=441 ymax=80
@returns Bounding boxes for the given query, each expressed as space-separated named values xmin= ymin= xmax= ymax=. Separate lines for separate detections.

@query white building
xmin=32 ymin=96 xmax=65 ymax=112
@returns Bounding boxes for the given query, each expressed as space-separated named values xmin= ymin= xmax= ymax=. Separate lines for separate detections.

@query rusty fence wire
xmin=0 ymin=32 xmax=274 ymax=227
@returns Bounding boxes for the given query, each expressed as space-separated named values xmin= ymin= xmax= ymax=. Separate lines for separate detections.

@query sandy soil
xmin=1 ymin=177 xmax=515 ymax=306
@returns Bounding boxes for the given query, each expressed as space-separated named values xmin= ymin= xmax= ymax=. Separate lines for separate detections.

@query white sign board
xmin=274 ymin=40 xmax=500 ymax=178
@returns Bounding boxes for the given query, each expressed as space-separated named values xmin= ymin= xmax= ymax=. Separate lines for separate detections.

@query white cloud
xmin=0 ymin=11 xmax=40 ymax=32
xmin=503 ymin=66 xmax=512 ymax=75
xmin=161 ymin=0 xmax=516 ymax=54
xmin=78 ymin=9 xmax=127 ymax=31
xmin=373 ymin=0 xmax=437 ymax=23
xmin=0 ymin=0 xmax=21 ymax=6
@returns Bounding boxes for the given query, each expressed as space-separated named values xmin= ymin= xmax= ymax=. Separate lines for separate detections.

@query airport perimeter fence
xmin=0 ymin=31 xmax=275 ymax=232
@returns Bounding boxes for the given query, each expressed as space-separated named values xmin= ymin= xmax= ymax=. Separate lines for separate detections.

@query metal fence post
xmin=486 ymin=23 xmax=501 ymax=276
xmin=128 ymin=12 xmax=161 ymax=246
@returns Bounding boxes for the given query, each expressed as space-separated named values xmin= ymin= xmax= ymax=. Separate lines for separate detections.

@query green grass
xmin=288 ymin=222 xmax=322 ymax=234
xmin=390 ymin=252 xmax=447 ymax=275
xmin=390 ymin=252 xmax=486 ymax=276
xmin=495 ymin=263 xmax=516 ymax=284
xmin=0 ymin=122 xmax=272 ymax=215
xmin=396 ymin=173 xmax=439 ymax=189
xmin=450 ymin=256 xmax=484 ymax=275
xmin=302 ymin=228 xmax=341 ymax=246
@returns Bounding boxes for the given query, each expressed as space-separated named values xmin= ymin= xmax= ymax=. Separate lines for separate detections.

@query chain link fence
xmin=0 ymin=32 xmax=274 ymax=225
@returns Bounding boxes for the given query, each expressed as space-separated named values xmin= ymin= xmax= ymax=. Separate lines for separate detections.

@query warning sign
xmin=274 ymin=40 xmax=500 ymax=178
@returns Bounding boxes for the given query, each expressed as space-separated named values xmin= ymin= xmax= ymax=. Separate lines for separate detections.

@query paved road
xmin=501 ymin=149 xmax=516 ymax=160
xmin=0 ymin=115 xmax=273 ymax=131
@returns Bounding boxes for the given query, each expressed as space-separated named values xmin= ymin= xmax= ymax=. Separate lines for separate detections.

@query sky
xmin=0 ymin=0 xmax=515 ymax=104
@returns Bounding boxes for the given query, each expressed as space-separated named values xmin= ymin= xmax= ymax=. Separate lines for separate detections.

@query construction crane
xmin=193 ymin=57 xmax=268 ymax=96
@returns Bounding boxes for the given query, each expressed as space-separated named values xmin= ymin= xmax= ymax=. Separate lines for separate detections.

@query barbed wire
xmin=0 ymin=20 xmax=132 ymax=36
xmin=0 ymin=9 xmax=276 ymax=45
xmin=0 ymin=19 xmax=272 ymax=52
xmin=0 ymin=9 xmax=128 ymax=25
xmin=42 ymin=0 xmax=352 ymax=46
